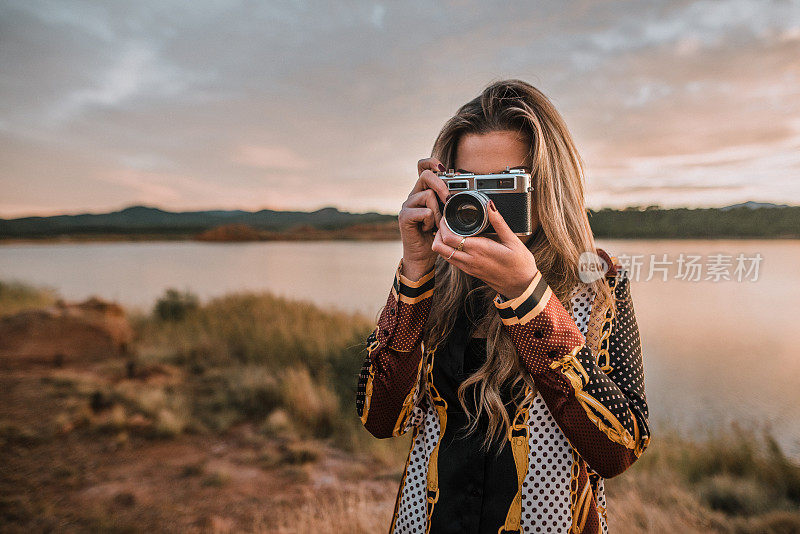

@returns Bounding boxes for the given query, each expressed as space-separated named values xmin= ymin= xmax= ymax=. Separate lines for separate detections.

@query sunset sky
xmin=1 ymin=0 xmax=799 ymax=218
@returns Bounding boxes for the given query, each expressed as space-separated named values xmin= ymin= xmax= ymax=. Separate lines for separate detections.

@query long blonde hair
xmin=423 ymin=78 xmax=612 ymax=456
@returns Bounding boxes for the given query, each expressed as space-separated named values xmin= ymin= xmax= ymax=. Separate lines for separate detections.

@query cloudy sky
xmin=1 ymin=0 xmax=799 ymax=217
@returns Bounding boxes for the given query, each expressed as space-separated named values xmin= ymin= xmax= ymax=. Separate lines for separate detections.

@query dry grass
xmin=0 ymin=279 xmax=59 ymax=317
xmin=132 ymin=289 xmax=371 ymax=369
xmin=604 ymin=423 xmax=800 ymax=533
xmin=254 ymin=485 xmax=396 ymax=534
xmin=125 ymin=288 xmax=376 ymax=447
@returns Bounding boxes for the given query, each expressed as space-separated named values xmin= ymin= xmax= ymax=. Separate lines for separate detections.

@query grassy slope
xmin=1 ymin=281 xmax=799 ymax=533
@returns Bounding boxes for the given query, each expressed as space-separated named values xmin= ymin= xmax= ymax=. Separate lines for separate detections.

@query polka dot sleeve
xmin=493 ymin=265 xmax=651 ymax=478
xmin=355 ymin=260 xmax=435 ymax=439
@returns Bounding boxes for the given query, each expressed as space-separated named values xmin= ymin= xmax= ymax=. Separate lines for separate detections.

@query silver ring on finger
xmin=446 ymin=248 xmax=457 ymax=260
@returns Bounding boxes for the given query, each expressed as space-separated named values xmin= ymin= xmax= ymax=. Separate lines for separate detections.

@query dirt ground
xmin=3 ymin=357 xmax=789 ymax=533
xmin=0 ymin=359 xmax=401 ymax=533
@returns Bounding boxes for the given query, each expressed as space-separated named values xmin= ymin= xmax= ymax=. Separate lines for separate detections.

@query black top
xmin=428 ymin=291 xmax=522 ymax=534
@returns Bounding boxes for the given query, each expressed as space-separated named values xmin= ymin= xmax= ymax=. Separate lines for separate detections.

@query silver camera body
xmin=437 ymin=167 xmax=534 ymax=237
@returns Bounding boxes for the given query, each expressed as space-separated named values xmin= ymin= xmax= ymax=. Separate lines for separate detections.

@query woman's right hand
xmin=399 ymin=158 xmax=450 ymax=281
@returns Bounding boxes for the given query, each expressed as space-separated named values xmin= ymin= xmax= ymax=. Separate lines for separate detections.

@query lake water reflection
xmin=1 ymin=239 xmax=798 ymax=456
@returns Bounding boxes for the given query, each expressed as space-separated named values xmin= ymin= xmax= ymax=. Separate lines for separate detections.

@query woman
xmin=355 ymin=79 xmax=651 ymax=534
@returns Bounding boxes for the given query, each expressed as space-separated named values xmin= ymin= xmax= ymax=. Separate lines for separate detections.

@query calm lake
xmin=1 ymin=239 xmax=799 ymax=457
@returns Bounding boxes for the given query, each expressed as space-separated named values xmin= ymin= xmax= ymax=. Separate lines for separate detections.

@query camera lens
xmin=443 ymin=191 xmax=489 ymax=237
xmin=456 ymin=203 xmax=480 ymax=227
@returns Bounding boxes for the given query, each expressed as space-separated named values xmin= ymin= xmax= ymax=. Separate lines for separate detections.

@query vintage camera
xmin=437 ymin=167 xmax=534 ymax=237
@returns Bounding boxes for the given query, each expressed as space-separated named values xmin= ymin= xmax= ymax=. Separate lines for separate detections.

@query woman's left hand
xmin=432 ymin=200 xmax=539 ymax=299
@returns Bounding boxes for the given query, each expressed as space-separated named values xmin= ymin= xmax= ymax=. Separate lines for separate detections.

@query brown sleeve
xmin=355 ymin=260 xmax=434 ymax=439
xmin=494 ymin=268 xmax=651 ymax=478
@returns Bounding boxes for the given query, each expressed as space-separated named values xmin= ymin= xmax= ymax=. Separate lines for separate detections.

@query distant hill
xmin=588 ymin=203 xmax=800 ymax=239
xmin=1 ymin=202 xmax=798 ymax=240
xmin=0 ymin=205 xmax=395 ymax=239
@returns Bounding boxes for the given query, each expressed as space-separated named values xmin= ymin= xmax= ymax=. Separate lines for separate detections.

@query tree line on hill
xmin=0 ymin=203 xmax=797 ymax=240
xmin=588 ymin=204 xmax=799 ymax=238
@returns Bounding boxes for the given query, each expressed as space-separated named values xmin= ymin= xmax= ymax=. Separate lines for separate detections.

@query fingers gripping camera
xmin=437 ymin=167 xmax=535 ymax=237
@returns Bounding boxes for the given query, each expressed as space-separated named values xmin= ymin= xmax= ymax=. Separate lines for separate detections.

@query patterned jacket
xmin=355 ymin=248 xmax=651 ymax=533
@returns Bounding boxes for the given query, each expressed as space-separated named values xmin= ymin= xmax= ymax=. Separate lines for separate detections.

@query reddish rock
xmin=0 ymin=297 xmax=133 ymax=362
